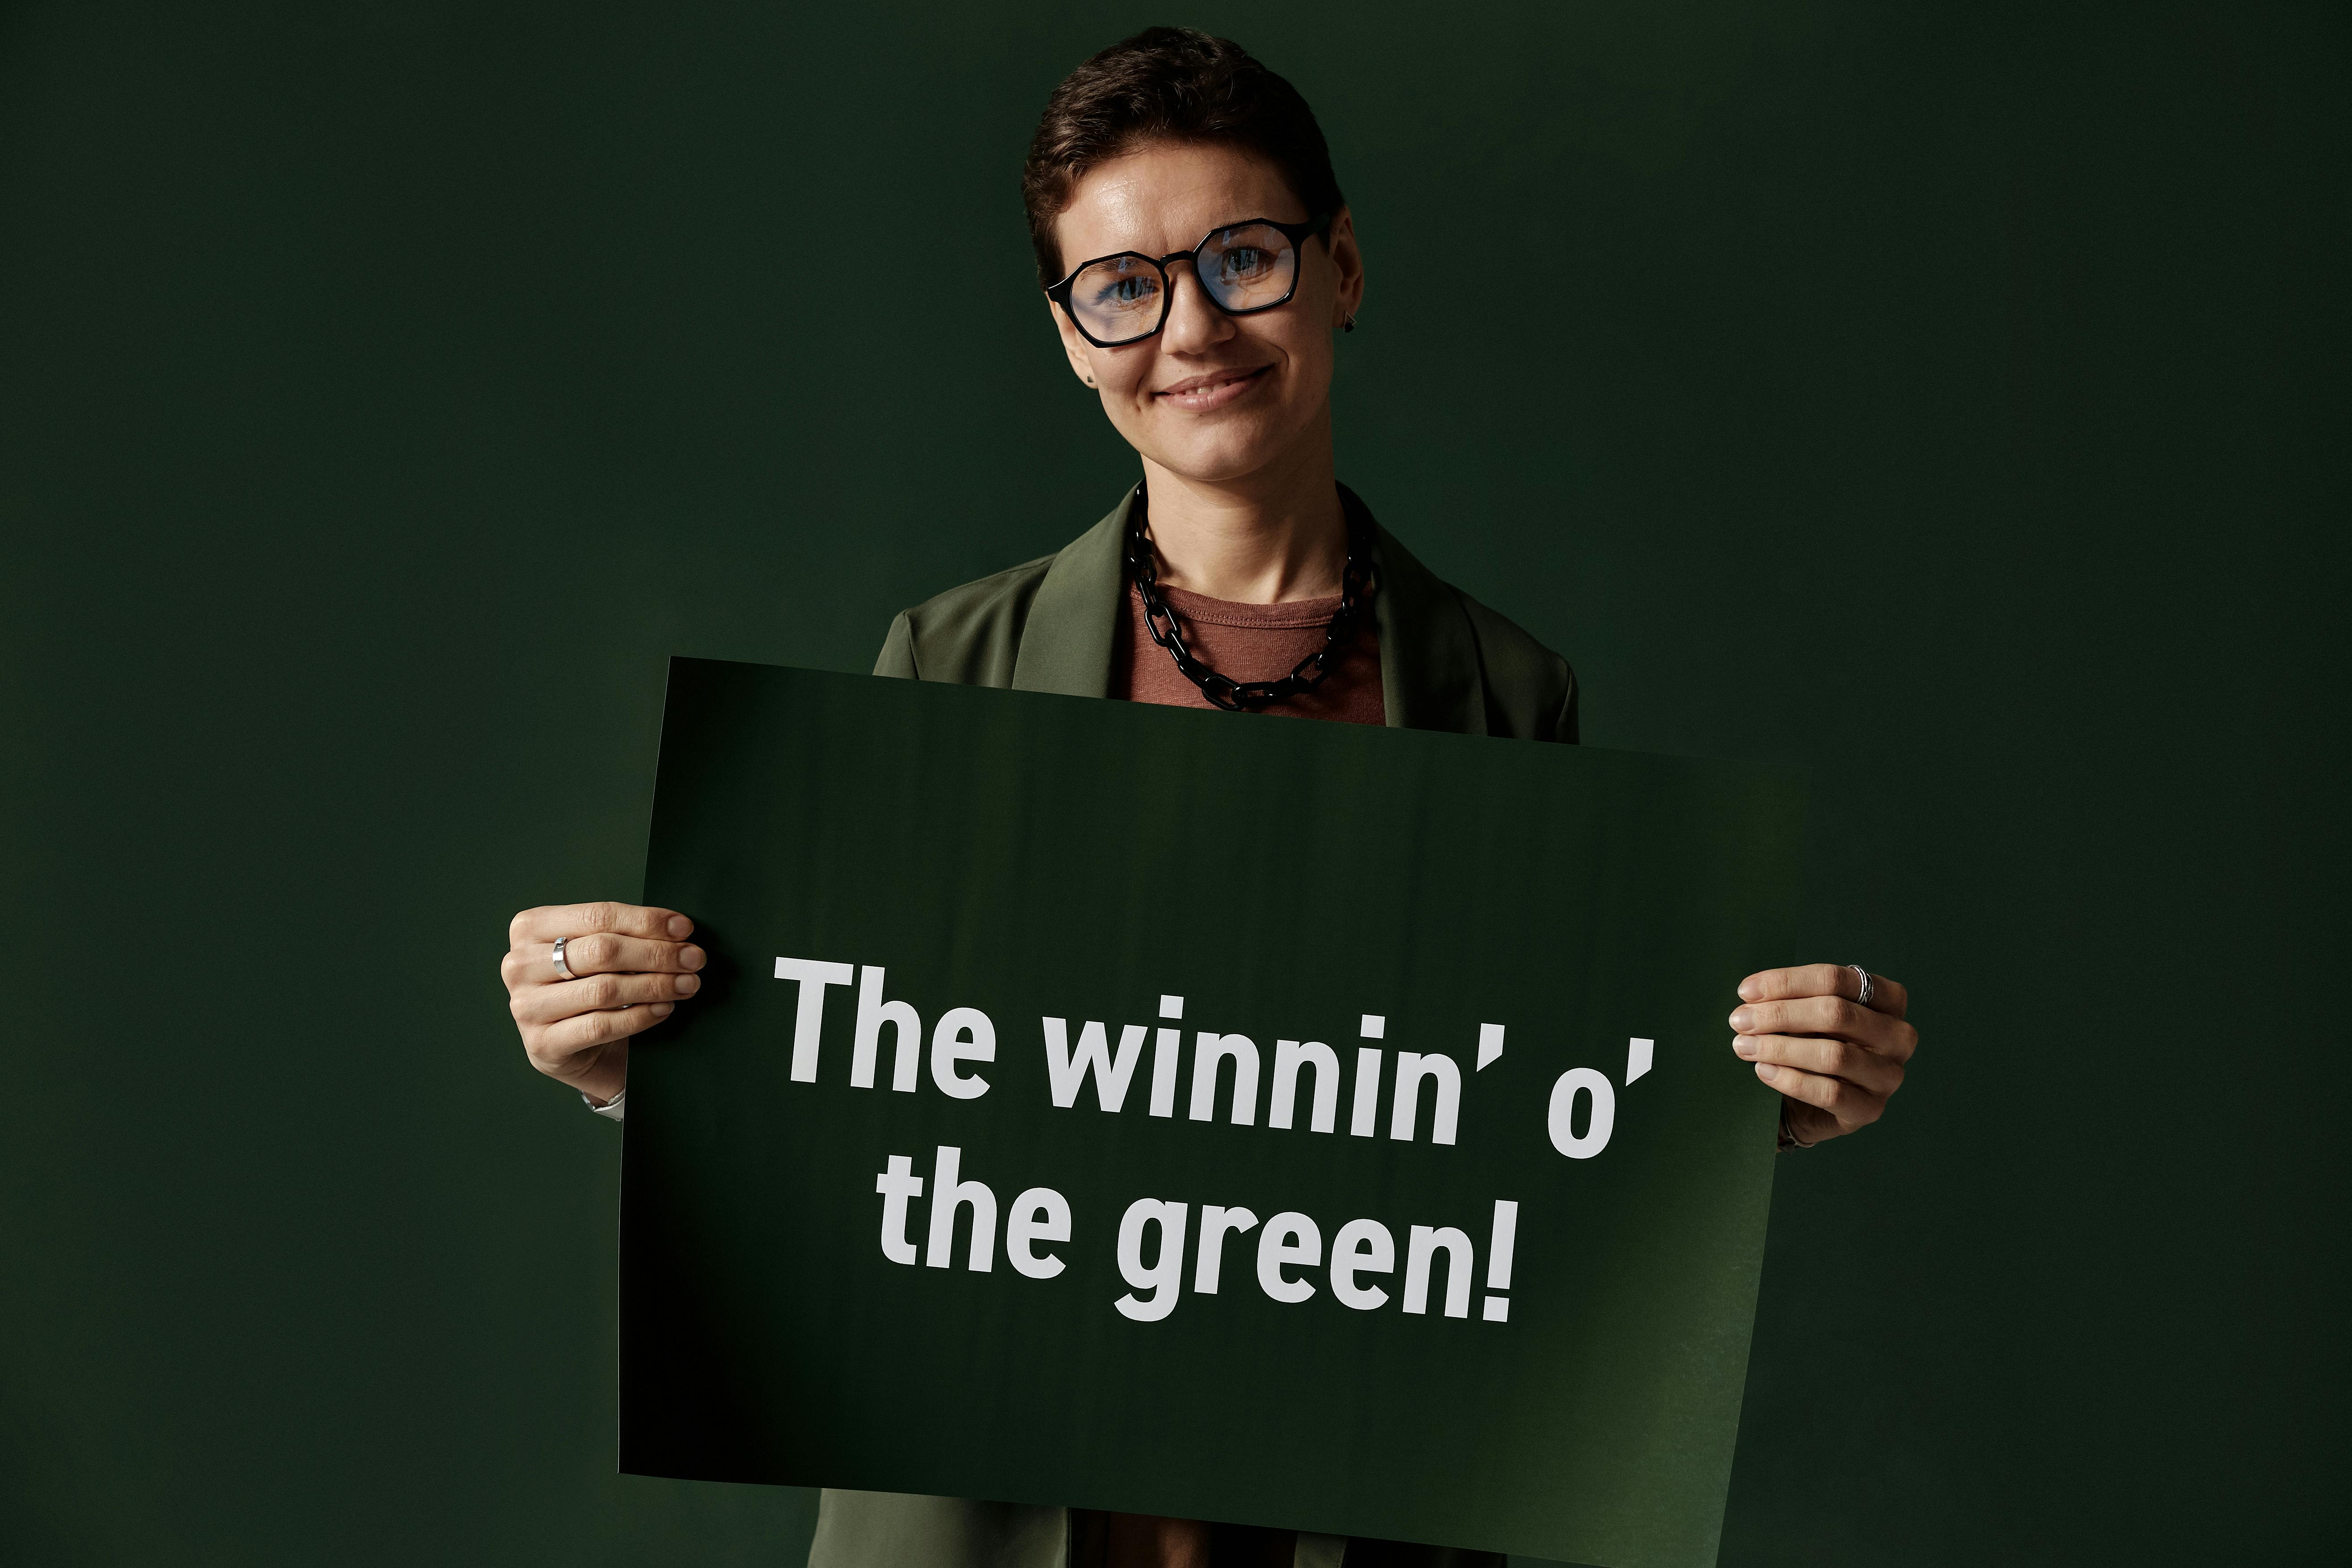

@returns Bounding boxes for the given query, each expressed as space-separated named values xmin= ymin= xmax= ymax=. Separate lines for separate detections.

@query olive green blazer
xmin=872 ymin=485 xmax=1578 ymax=745
xmin=826 ymin=486 xmax=1573 ymax=1568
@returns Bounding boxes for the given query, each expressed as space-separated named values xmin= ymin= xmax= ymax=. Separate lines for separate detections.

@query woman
xmin=499 ymin=27 xmax=1919 ymax=1568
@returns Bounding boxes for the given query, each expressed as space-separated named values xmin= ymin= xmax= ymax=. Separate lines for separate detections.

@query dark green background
xmin=625 ymin=662 xmax=1799 ymax=1566
xmin=2 ymin=2 xmax=2343 ymax=1564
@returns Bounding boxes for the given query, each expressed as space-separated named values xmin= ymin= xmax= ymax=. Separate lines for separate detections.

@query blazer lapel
xmin=1353 ymin=488 xmax=1489 ymax=736
xmin=1012 ymin=482 xmax=1491 ymax=736
xmin=1009 ymin=488 xmax=1133 ymax=698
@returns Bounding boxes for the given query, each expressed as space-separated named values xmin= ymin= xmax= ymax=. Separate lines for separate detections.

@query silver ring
xmin=1847 ymin=964 xmax=1874 ymax=1008
xmin=552 ymin=936 xmax=577 ymax=982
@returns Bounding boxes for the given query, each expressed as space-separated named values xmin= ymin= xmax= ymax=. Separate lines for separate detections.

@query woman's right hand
xmin=502 ymin=902 xmax=705 ymax=1107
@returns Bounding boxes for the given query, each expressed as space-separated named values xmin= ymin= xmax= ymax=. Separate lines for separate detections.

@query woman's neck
xmin=1136 ymin=427 xmax=1346 ymax=605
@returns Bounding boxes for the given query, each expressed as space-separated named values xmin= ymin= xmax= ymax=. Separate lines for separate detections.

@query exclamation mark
xmin=1482 ymin=1199 xmax=1518 ymax=1323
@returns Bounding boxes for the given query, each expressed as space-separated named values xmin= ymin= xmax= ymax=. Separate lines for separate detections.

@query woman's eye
xmin=1219 ymin=248 xmax=1274 ymax=279
xmin=1089 ymin=274 xmax=1160 ymax=311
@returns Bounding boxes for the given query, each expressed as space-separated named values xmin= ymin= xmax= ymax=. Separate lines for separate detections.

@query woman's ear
xmin=1046 ymin=299 xmax=1100 ymax=388
xmin=1326 ymin=206 xmax=1366 ymax=327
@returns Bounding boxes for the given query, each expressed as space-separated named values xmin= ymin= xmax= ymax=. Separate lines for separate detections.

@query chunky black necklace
xmin=1124 ymin=486 xmax=1378 ymax=712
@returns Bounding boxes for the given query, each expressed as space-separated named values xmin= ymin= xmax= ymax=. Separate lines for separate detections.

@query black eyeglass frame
xmin=1044 ymin=213 xmax=1335 ymax=348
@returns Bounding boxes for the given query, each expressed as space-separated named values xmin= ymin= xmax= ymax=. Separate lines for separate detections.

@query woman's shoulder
xmin=872 ymin=497 xmax=1132 ymax=690
xmin=870 ymin=552 xmax=1062 ymax=687
xmin=1374 ymin=526 xmax=1578 ymax=744
xmin=1454 ymin=583 xmax=1579 ymax=743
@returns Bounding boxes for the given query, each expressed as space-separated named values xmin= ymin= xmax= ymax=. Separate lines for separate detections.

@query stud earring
xmin=1342 ymin=313 xmax=1357 ymax=334
xmin=1083 ymin=376 xmax=1096 ymax=387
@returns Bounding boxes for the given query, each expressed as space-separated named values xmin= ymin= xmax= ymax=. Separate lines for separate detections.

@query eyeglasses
xmin=1045 ymin=214 xmax=1333 ymax=349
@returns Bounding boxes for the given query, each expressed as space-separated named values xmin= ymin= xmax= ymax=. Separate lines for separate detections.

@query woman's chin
xmin=1140 ymin=425 xmax=1308 ymax=487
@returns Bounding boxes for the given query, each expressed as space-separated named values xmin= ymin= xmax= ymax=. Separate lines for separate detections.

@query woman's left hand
xmin=1730 ymin=964 xmax=1916 ymax=1145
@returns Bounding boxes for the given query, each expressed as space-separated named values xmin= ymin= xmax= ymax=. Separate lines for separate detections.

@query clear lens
xmin=1071 ymin=254 xmax=1167 ymax=344
xmin=1196 ymin=224 xmax=1298 ymax=313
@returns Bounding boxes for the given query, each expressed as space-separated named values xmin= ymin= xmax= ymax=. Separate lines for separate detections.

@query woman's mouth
xmin=1152 ymin=364 xmax=1272 ymax=411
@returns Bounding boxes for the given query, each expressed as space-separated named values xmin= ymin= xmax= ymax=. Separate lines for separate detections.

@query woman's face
xmin=1047 ymin=141 xmax=1364 ymax=487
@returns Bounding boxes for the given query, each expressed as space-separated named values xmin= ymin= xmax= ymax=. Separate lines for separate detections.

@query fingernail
xmin=1728 ymin=1007 xmax=1753 ymax=1031
xmin=681 ymin=946 xmax=705 ymax=971
xmin=1733 ymin=1037 xmax=1757 ymax=1059
xmin=1755 ymin=1063 xmax=1778 ymax=1082
xmin=651 ymin=1002 xmax=674 ymax=1017
xmin=1737 ymin=977 xmax=1761 ymax=1002
xmin=674 ymin=973 xmax=699 ymax=996
xmin=667 ymin=916 xmax=693 ymax=938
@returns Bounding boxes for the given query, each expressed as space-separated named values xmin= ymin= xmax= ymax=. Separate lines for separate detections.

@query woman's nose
xmin=1158 ymin=264 xmax=1234 ymax=352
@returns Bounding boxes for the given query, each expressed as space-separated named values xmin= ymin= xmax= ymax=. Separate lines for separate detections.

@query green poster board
xmin=622 ymin=659 xmax=1803 ymax=1567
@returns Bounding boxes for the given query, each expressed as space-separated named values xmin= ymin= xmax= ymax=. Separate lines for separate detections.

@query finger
xmin=1753 ymin=1061 xmax=1885 ymax=1129
xmin=1736 ymin=964 xmax=1846 ymax=1004
xmin=511 ymin=969 xmax=701 ymax=1027
xmin=505 ymin=932 xmax=705 ymax=989
xmin=1851 ymin=969 xmax=1909 ymax=1020
xmin=509 ymin=902 xmax=694 ymax=947
xmin=1781 ymin=1099 xmax=1847 ymax=1147
xmin=1737 ymin=962 xmax=1908 ymax=1020
xmin=523 ymin=1001 xmax=673 ymax=1075
xmin=1734 ymin=1032 xmax=1905 ymax=1096
xmin=1730 ymin=995 xmax=1917 ymax=1063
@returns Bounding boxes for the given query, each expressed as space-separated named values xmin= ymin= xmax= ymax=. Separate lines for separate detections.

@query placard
xmin=621 ymin=658 xmax=1802 ymax=1568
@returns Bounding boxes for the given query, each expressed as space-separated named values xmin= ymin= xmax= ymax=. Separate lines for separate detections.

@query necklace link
xmin=1124 ymin=487 xmax=1377 ymax=713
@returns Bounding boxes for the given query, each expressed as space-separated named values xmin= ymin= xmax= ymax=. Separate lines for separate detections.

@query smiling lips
xmin=1152 ymin=363 xmax=1272 ymax=411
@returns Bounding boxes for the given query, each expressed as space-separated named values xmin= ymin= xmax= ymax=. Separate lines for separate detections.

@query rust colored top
xmin=1110 ymin=579 xmax=1385 ymax=725
xmin=1084 ymin=577 xmax=1383 ymax=1568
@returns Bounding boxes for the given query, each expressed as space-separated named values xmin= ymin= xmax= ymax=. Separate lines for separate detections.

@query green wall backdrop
xmin=2 ymin=3 xmax=2344 ymax=1564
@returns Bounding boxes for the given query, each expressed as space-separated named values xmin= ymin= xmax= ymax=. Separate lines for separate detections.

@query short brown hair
xmin=1021 ymin=27 xmax=1346 ymax=288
